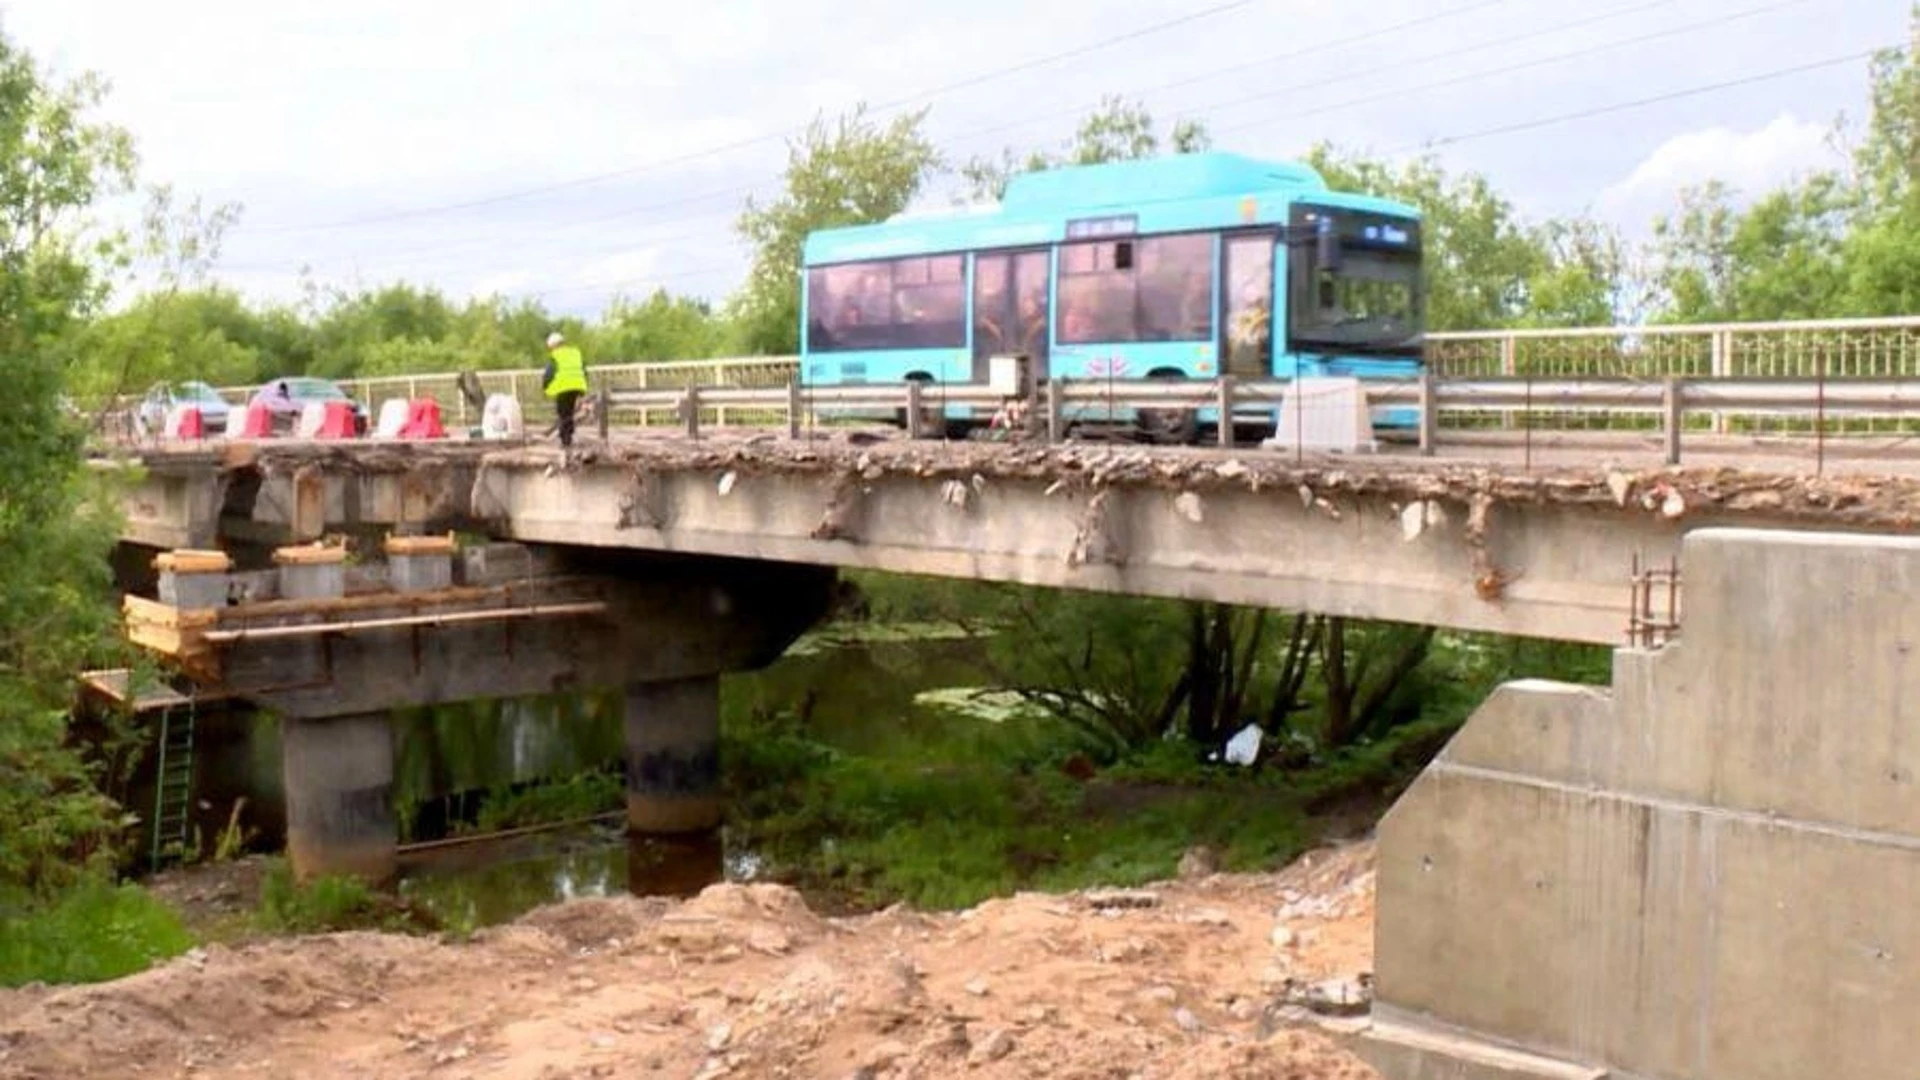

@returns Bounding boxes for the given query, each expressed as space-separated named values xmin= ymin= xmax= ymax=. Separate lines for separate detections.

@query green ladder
xmin=150 ymin=701 xmax=198 ymax=870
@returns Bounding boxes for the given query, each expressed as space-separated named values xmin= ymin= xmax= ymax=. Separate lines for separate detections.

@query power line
xmin=1390 ymin=44 xmax=1882 ymax=154
xmin=227 ymin=0 xmax=1778 ymax=277
xmin=216 ymin=0 xmax=1547 ymax=274
xmin=215 ymin=0 xmax=1519 ymax=272
xmin=236 ymin=0 xmax=1261 ymax=236
xmin=1205 ymin=0 xmax=1812 ymax=139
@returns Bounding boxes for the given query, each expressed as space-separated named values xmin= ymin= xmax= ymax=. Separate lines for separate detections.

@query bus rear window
xmin=807 ymin=255 xmax=966 ymax=353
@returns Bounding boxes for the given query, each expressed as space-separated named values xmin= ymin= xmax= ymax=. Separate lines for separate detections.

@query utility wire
xmin=223 ymin=0 xmax=1630 ymax=272
xmin=237 ymin=0 xmax=1261 ymax=235
xmin=1206 ymin=0 xmax=1813 ymax=138
xmin=1390 ymin=44 xmax=1882 ymax=154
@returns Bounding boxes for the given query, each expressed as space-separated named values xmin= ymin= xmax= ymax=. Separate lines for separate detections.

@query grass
xmin=720 ymin=697 xmax=1381 ymax=913
xmin=0 ymin=877 xmax=195 ymax=987
xmin=254 ymin=860 xmax=445 ymax=935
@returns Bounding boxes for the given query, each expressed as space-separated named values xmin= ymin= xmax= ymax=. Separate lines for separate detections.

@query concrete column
xmin=282 ymin=711 xmax=396 ymax=884
xmin=623 ymin=676 xmax=721 ymax=834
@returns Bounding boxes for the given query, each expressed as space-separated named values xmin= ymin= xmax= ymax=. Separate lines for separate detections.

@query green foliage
xmin=254 ymin=862 xmax=392 ymax=933
xmin=959 ymin=96 xmax=1212 ymax=203
xmin=731 ymin=105 xmax=943 ymax=354
xmin=0 ymin=27 xmax=140 ymax=903
xmin=0 ymin=877 xmax=194 ymax=987
xmin=464 ymin=770 xmax=624 ymax=834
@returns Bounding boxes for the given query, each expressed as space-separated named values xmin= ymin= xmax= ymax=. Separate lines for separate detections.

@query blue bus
xmin=798 ymin=150 xmax=1424 ymax=441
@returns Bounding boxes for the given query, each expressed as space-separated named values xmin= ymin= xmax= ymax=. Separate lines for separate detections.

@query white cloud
xmin=1597 ymin=113 xmax=1842 ymax=227
xmin=0 ymin=0 xmax=1895 ymax=317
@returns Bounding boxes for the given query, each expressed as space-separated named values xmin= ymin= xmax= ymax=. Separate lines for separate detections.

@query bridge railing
xmin=591 ymin=372 xmax=1920 ymax=466
xmin=1423 ymin=316 xmax=1920 ymax=436
xmin=90 ymin=316 xmax=1920 ymax=447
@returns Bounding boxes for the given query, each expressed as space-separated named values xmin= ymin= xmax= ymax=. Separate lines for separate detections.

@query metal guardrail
xmin=580 ymin=372 xmax=1920 ymax=466
xmin=89 ymin=316 xmax=1920 ymax=446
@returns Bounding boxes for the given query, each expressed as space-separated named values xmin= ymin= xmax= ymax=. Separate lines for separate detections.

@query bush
xmin=0 ymin=877 xmax=194 ymax=987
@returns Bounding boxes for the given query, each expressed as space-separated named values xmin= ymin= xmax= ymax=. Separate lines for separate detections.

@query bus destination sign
xmin=1065 ymin=214 xmax=1138 ymax=239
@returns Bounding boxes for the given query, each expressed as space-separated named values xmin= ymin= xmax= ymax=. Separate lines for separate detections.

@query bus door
xmin=1219 ymin=231 xmax=1276 ymax=379
xmin=971 ymin=248 xmax=1051 ymax=382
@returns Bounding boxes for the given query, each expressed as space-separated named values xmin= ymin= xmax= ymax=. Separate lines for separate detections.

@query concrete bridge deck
xmin=103 ymin=431 xmax=1920 ymax=647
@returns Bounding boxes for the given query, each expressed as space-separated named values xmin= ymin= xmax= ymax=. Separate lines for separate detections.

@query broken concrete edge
xmin=125 ymin=434 xmax=1920 ymax=531
xmin=465 ymin=440 xmax=1920 ymax=530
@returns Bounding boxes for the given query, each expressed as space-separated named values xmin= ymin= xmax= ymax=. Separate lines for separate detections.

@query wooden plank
xmin=383 ymin=532 xmax=457 ymax=556
xmin=273 ymin=542 xmax=347 ymax=565
xmin=153 ymin=550 xmax=232 ymax=574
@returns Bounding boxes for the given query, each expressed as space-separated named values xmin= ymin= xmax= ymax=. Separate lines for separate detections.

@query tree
xmin=730 ymin=105 xmax=942 ymax=355
xmin=959 ymin=96 xmax=1212 ymax=203
xmin=0 ymin=31 xmax=143 ymax=902
xmin=595 ymin=288 xmax=727 ymax=362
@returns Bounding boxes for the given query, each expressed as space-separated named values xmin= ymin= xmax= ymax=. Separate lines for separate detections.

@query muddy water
xmin=193 ymin=626 xmax=995 ymax=928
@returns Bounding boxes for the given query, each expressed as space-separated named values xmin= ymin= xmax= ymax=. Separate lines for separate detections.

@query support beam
xmin=623 ymin=676 xmax=721 ymax=835
xmin=282 ymin=711 xmax=395 ymax=885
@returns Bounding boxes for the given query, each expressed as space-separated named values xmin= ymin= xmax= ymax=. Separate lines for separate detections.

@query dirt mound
xmin=0 ymin=845 xmax=1382 ymax=1079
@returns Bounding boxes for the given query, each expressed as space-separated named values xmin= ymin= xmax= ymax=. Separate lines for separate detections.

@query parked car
xmin=136 ymin=380 xmax=233 ymax=435
xmin=248 ymin=376 xmax=369 ymax=435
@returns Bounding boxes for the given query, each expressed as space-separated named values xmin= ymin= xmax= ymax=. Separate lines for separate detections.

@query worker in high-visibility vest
xmin=541 ymin=330 xmax=589 ymax=450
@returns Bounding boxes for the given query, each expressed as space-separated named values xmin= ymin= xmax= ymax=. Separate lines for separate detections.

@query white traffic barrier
xmin=295 ymin=401 xmax=327 ymax=439
xmin=1263 ymin=376 xmax=1377 ymax=453
xmin=373 ymin=398 xmax=410 ymax=439
xmin=481 ymin=393 xmax=524 ymax=439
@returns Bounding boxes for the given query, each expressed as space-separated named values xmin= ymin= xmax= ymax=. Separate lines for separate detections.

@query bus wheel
xmin=1136 ymin=372 xmax=1197 ymax=445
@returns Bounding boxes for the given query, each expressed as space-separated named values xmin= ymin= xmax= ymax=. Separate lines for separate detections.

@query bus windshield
xmin=1288 ymin=206 xmax=1423 ymax=357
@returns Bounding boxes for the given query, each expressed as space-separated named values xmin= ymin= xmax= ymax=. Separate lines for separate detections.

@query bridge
xmin=94 ymin=315 xmax=1920 ymax=1080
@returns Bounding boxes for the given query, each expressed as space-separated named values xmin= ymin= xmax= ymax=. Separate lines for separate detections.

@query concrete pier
xmin=623 ymin=677 xmax=722 ymax=835
xmin=282 ymin=712 xmax=396 ymax=884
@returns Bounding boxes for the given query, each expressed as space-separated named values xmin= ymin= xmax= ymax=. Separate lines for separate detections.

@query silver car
xmin=136 ymin=380 xmax=233 ymax=435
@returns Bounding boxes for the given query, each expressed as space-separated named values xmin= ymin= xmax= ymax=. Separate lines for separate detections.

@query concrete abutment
xmin=1361 ymin=527 xmax=1920 ymax=1080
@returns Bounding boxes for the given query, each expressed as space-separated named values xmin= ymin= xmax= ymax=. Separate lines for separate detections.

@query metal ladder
xmin=150 ymin=700 xmax=197 ymax=869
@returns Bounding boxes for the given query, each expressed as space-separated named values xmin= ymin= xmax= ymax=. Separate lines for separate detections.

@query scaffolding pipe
xmin=202 ymin=600 xmax=609 ymax=643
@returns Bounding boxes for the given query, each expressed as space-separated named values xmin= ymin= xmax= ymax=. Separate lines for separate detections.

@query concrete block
xmin=384 ymin=534 xmax=455 ymax=592
xmin=1262 ymin=376 xmax=1378 ymax=453
xmin=274 ymin=543 xmax=347 ymax=600
xmin=388 ymin=554 xmax=452 ymax=592
xmin=153 ymin=549 xmax=232 ymax=609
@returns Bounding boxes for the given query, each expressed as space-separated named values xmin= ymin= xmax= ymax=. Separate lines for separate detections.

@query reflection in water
xmin=628 ymin=832 xmax=724 ymax=899
xmin=399 ymin=824 xmax=729 ymax=928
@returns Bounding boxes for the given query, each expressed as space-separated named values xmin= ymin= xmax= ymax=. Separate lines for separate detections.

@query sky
xmin=0 ymin=0 xmax=1908 ymax=319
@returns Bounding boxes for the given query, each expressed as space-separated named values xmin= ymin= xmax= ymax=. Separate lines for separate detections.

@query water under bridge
xmin=96 ymin=389 xmax=1920 ymax=1077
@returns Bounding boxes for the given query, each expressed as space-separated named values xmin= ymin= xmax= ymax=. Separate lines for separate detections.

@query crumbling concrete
xmin=1361 ymin=527 xmax=1920 ymax=1080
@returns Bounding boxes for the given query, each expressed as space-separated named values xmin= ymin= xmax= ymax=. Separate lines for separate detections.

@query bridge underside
xmin=103 ymin=438 xmax=1920 ymax=647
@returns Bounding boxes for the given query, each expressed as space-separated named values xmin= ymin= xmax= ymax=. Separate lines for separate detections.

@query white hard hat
xmin=545 ymin=331 xmax=565 ymax=348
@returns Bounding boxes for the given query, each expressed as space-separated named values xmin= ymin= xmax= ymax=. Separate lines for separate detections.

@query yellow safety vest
xmin=545 ymin=345 xmax=588 ymax=397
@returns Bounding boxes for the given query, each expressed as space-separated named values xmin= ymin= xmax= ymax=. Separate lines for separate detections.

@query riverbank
xmin=0 ymin=841 xmax=1383 ymax=1080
